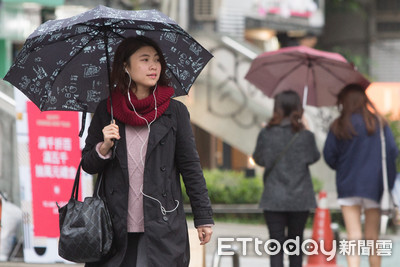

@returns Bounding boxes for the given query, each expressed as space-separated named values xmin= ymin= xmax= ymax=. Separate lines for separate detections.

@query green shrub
xmin=181 ymin=168 xmax=323 ymax=204
xmin=312 ymin=176 xmax=323 ymax=193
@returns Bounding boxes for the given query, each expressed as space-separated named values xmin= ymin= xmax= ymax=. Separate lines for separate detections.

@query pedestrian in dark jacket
xmin=253 ymin=90 xmax=320 ymax=267
xmin=323 ymin=83 xmax=398 ymax=267
xmin=82 ymin=36 xmax=214 ymax=267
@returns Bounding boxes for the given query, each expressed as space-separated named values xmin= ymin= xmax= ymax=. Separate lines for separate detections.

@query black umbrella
xmin=4 ymin=5 xmax=212 ymax=134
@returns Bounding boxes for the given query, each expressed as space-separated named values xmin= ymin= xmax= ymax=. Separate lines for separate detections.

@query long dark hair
xmin=268 ymin=90 xmax=304 ymax=132
xmin=110 ymin=36 xmax=169 ymax=95
xmin=330 ymin=83 xmax=384 ymax=140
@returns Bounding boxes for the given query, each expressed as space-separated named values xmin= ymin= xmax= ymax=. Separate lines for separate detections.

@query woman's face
xmin=125 ymin=45 xmax=161 ymax=92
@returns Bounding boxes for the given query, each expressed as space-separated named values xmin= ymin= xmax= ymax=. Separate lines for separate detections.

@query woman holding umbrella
xmin=252 ymin=90 xmax=320 ymax=267
xmin=323 ymin=83 xmax=398 ymax=267
xmin=81 ymin=36 xmax=213 ymax=267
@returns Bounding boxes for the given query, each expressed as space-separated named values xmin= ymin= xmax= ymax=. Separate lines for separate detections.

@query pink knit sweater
xmin=96 ymin=126 xmax=212 ymax=231
xmin=96 ymin=125 xmax=148 ymax=232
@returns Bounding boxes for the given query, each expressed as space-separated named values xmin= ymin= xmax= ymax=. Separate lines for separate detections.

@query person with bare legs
xmin=323 ymin=84 xmax=398 ymax=267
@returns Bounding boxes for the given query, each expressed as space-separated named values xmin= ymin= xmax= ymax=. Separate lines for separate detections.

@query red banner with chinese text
xmin=27 ymin=102 xmax=81 ymax=238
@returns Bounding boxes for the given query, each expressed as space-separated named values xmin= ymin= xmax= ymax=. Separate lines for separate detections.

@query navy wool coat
xmin=82 ymin=99 xmax=214 ymax=267
xmin=323 ymin=113 xmax=399 ymax=203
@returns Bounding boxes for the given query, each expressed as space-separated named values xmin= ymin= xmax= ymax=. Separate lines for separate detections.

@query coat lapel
xmin=146 ymin=108 xmax=174 ymax=160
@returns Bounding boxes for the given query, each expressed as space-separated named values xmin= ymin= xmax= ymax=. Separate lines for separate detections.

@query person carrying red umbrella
xmin=245 ymin=46 xmax=370 ymax=107
xmin=252 ymin=90 xmax=320 ymax=267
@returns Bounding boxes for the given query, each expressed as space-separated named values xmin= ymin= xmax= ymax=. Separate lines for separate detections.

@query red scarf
xmin=107 ymin=86 xmax=174 ymax=126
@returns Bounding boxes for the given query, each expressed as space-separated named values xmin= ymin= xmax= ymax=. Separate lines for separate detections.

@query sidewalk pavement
xmin=1 ymin=221 xmax=399 ymax=267
xmin=201 ymin=221 xmax=400 ymax=267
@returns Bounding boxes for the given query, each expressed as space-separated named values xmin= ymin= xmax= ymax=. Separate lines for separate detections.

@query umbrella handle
xmin=109 ymin=119 xmax=118 ymax=159
xmin=111 ymin=139 xmax=118 ymax=159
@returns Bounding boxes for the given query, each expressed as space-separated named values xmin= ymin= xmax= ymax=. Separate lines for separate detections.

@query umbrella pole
xmin=103 ymin=33 xmax=114 ymax=122
xmin=302 ymin=85 xmax=308 ymax=108
xmin=103 ymin=29 xmax=118 ymax=158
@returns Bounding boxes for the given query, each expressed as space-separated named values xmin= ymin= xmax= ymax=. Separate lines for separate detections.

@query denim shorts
xmin=337 ymin=197 xmax=380 ymax=209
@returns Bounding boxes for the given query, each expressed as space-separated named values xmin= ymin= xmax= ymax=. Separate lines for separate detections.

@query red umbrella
xmin=245 ymin=46 xmax=370 ymax=107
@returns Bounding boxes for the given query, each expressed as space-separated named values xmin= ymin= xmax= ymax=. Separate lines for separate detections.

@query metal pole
xmin=303 ymin=84 xmax=308 ymax=108
xmin=102 ymin=26 xmax=118 ymax=158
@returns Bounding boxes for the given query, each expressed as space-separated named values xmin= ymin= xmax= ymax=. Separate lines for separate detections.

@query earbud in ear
xmin=125 ymin=68 xmax=129 ymax=74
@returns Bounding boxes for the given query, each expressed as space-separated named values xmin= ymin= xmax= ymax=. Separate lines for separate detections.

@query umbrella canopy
xmin=245 ymin=46 xmax=370 ymax=107
xmin=3 ymin=5 xmax=212 ymax=113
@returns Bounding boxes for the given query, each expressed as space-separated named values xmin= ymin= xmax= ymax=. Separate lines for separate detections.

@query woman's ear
xmin=123 ymin=63 xmax=129 ymax=74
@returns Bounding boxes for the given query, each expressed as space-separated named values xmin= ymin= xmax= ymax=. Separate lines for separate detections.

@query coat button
xmin=163 ymin=216 xmax=168 ymax=221
xmin=160 ymin=166 xmax=166 ymax=171
xmin=160 ymin=140 xmax=166 ymax=145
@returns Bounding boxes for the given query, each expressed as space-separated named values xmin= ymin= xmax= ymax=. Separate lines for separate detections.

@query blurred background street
xmin=1 ymin=0 xmax=400 ymax=266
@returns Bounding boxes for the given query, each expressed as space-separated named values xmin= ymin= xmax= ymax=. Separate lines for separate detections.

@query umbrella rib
xmin=36 ymin=21 xmax=129 ymax=111
xmin=314 ymin=61 xmax=351 ymax=84
xmin=270 ymin=60 xmax=306 ymax=92
xmin=310 ymin=65 xmax=317 ymax=104
xmin=29 ymin=20 xmax=127 ymax=52
xmin=40 ymin=33 xmax=100 ymax=111
xmin=258 ymin=58 xmax=302 ymax=68
xmin=107 ymin=28 xmax=127 ymax=40
xmin=256 ymin=52 xmax=336 ymax=68
xmin=312 ymin=60 xmax=359 ymax=104
xmin=314 ymin=57 xmax=350 ymax=67
xmin=29 ymin=33 xmax=86 ymax=53
xmin=28 ymin=22 xmax=104 ymax=52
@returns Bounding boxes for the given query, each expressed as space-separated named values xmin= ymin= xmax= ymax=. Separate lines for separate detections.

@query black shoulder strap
xmin=78 ymin=112 xmax=87 ymax=137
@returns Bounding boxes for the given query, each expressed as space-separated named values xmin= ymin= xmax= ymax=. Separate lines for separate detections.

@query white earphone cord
xmin=126 ymin=76 xmax=179 ymax=215
xmin=140 ymin=185 xmax=179 ymax=216
xmin=127 ymin=84 xmax=157 ymax=167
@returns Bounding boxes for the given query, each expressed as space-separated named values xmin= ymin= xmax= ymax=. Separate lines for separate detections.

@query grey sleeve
xmin=303 ymin=130 xmax=321 ymax=164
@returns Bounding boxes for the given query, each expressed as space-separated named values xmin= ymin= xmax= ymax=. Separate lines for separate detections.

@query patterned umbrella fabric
xmin=3 ymin=5 xmax=212 ymax=113
xmin=245 ymin=46 xmax=370 ymax=107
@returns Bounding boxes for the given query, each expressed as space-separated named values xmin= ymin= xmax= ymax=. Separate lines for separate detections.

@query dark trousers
xmin=120 ymin=233 xmax=141 ymax=267
xmin=264 ymin=211 xmax=309 ymax=267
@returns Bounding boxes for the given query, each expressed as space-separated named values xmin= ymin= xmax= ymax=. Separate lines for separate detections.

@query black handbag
xmin=57 ymin=160 xmax=113 ymax=263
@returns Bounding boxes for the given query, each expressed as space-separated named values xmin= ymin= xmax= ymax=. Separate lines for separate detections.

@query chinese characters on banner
xmin=27 ymin=102 xmax=81 ymax=238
